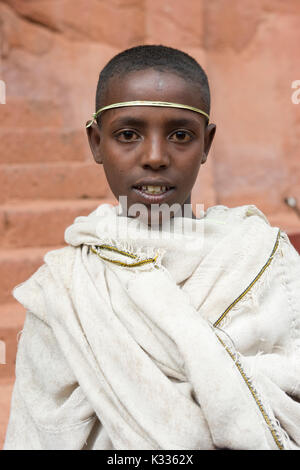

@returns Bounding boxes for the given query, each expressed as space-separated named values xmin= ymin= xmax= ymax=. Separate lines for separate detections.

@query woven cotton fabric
xmin=4 ymin=203 xmax=300 ymax=450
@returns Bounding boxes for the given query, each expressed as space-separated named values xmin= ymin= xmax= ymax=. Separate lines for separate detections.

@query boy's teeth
xmin=140 ymin=185 xmax=167 ymax=194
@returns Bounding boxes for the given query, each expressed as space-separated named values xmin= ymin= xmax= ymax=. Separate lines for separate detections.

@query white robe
xmin=3 ymin=203 xmax=300 ymax=450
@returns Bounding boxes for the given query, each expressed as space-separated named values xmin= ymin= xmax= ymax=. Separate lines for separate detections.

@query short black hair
xmin=95 ymin=45 xmax=210 ymax=121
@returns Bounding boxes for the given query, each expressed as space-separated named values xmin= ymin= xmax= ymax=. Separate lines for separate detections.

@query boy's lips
xmin=131 ymin=187 xmax=175 ymax=204
xmin=132 ymin=178 xmax=175 ymax=188
xmin=131 ymin=182 xmax=176 ymax=204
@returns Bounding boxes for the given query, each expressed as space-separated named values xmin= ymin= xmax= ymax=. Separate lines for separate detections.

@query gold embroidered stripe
xmin=213 ymin=229 xmax=281 ymax=327
xmin=96 ymin=244 xmax=138 ymax=259
xmin=91 ymin=245 xmax=158 ymax=268
xmin=216 ymin=334 xmax=284 ymax=450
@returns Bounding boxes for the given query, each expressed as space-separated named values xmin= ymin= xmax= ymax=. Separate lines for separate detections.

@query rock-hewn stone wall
xmin=205 ymin=0 xmax=300 ymax=217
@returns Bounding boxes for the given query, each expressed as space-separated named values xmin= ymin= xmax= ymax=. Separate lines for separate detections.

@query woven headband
xmin=86 ymin=100 xmax=209 ymax=128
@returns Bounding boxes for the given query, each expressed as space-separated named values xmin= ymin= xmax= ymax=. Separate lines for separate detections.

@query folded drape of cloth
xmin=4 ymin=203 xmax=300 ymax=450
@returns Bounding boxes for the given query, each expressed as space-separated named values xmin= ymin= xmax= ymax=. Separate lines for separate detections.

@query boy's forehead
xmin=106 ymin=105 xmax=205 ymax=128
xmin=103 ymin=69 xmax=206 ymax=111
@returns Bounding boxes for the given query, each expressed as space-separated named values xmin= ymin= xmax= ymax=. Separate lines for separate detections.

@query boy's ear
xmin=86 ymin=121 xmax=103 ymax=164
xmin=201 ymin=123 xmax=216 ymax=164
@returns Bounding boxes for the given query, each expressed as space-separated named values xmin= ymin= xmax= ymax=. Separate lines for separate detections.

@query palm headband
xmin=86 ymin=100 xmax=209 ymax=128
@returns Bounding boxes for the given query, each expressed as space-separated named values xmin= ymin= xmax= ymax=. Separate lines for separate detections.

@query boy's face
xmin=87 ymin=68 xmax=216 ymax=224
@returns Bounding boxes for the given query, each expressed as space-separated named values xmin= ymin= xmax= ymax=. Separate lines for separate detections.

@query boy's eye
xmin=115 ymin=130 xmax=140 ymax=142
xmin=169 ymin=130 xmax=193 ymax=143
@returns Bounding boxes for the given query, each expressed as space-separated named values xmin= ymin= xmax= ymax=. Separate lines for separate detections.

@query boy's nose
xmin=140 ymin=136 xmax=170 ymax=170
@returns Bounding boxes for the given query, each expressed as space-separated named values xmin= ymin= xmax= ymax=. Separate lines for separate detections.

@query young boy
xmin=4 ymin=45 xmax=300 ymax=450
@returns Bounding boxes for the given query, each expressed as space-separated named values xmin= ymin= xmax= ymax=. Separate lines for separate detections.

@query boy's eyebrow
xmin=163 ymin=117 xmax=202 ymax=127
xmin=109 ymin=115 xmax=202 ymax=128
xmin=110 ymin=116 xmax=146 ymax=128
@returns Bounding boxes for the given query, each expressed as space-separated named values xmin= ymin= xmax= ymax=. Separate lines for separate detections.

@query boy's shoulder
xmin=13 ymin=245 xmax=77 ymax=323
xmin=36 ymin=244 xmax=77 ymax=285
xmin=204 ymin=204 xmax=271 ymax=226
xmin=44 ymin=244 xmax=77 ymax=276
xmin=205 ymin=203 xmax=299 ymax=260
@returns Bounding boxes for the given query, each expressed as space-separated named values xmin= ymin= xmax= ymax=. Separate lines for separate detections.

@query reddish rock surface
xmin=205 ymin=1 xmax=300 ymax=214
xmin=0 ymin=0 xmax=300 ymax=449
xmin=0 ymin=378 xmax=14 ymax=448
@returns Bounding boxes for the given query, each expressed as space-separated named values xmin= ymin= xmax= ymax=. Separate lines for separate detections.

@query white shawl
xmin=4 ymin=203 xmax=300 ymax=450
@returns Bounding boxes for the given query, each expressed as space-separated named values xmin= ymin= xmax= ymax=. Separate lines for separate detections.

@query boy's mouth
xmin=132 ymin=183 xmax=176 ymax=203
xmin=134 ymin=185 xmax=171 ymax=194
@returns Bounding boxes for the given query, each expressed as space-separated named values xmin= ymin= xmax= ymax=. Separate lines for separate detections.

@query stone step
xmin=0 ymin=378 xmax=15 ymax=449
xmin=0 ymin=302 xmax=26 ymax=380
xmin=0 ymin=162 xmax=112 ymax=203
xmin=0 ymin=128 xmax=91 ymax=164
xmin=0 ymin=246 xmax=59 ymax=305
xmin=0 ymin=198 xmax=115 ymax=248
xmin=0 ymin=98 xmax=65 ymax=128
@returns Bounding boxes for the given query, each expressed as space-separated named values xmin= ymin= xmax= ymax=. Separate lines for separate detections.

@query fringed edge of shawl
xmin=90 ymin=237 xmax=167 ymax=273
xmin=215 ymin=328 xmax=291 ymax=450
